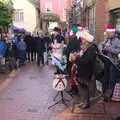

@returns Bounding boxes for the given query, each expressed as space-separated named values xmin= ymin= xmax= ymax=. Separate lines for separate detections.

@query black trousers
xmin=37 ymin=52 xmax=44 ymax=65
xmin=77 ymin=78 xmax=90 ymax=104
xmin=31 ymin=51 xmax=36 ymax=61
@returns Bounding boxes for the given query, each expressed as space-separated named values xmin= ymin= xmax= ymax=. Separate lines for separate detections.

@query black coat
xmin=76 ymin=44 xmax=98 ymax=82
xmin=30 ymin=36 xmax=37 ymax=52
xmin=44 ymin=36 xmax=51 ymax=45
xmin=24 ymin=35 xmax=31 ymax=52
xmin=36 ymin=37 xmax=45 ymax=53
xmin=66 ymin=37 xmax=81 ymax=56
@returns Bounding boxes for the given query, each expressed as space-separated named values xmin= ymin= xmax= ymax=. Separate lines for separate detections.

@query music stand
xmin=98 ymin=53 xmax=117 ymax=70
xmin=97 ymin=54 xmax=120 ymax=95
xmin=48 ymin=56 xmax=72 ymax=110
xmin=48 ymin=90 xmax=70 ymax=110
xmin=98 ymin=53 xmax=120 ymax=72
xmin=98 ymin=54 xmax=114 ymax=64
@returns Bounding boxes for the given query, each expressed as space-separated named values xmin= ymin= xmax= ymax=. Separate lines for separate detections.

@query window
xmin=45 ymin=1 xmax=52 ymax=12
xmin=88 ymin=6 xmax=95 ymax=35
xmin=13 ymin=9 xmax=24 ymax=22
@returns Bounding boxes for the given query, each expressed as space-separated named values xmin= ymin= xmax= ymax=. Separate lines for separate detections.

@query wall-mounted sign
xmin=41 ymin=13 xmax=60 ymax=21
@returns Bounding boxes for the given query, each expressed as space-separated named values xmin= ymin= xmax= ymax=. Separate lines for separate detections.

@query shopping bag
xmin=112 ymin=82 xmax=120 ymax=101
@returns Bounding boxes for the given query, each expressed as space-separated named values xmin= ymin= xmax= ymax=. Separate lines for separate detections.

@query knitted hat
xmin=69 ymin=27 xmax=78 ymax=36
xmin=105 ymin=25 xmax=116 ymax=32
xmin=80 ymin=30 xmax=94 ymax=43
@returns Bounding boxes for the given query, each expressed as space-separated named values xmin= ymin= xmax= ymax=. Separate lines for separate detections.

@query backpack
xmin=17 ymin=41 xmax=26 ymax=51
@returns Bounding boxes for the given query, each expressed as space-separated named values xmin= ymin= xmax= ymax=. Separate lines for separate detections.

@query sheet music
xmin=99 ymin=53 xmax=114 ymax=63
xmin=99 ymin=53 xmax=120 ymax=72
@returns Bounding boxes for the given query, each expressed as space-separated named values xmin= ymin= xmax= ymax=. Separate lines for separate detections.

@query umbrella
xmin=12 ymin=25 xmax=26 ymax=33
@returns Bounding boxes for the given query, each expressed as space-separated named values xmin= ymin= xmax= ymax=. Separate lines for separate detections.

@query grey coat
xmin=98 ymin=36 xmax=120 ymax=63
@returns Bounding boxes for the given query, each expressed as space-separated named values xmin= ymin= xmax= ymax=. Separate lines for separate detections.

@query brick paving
xmin=0 ymin=63 xmax=120 ymax=120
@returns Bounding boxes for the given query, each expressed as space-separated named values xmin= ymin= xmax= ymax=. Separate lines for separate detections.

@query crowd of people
xmin=0 ymin=31 xmax=55 ymax=71
xmin=0 ymin=25 xmax=120 ymax=111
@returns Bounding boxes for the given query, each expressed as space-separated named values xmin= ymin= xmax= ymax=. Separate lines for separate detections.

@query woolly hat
xmin=80 ymin=30 xmax=94 ymax=43
xmin=105 ymin=25 xmax=116 ymax=32
xmin=69 ymin=27 xmax=78 ymax=36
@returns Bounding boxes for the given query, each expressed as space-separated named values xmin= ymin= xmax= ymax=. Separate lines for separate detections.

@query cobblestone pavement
xmin=0 ymin=63 xmax=120 ymax=120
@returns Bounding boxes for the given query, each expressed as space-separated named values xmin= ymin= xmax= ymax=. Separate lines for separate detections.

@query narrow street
xmin=0 ymin=63 xmax=119 ymax=120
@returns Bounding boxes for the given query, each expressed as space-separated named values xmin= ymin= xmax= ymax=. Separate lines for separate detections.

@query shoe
xmin=76 ymin=103 xmax=84 ymax=107
xmin=78 ymin=103 xmax=90 ymax=109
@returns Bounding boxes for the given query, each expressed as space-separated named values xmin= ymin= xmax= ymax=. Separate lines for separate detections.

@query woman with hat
xmin=75 ymin=30 xmax=98 ymax=109
xmin=98 ymin=25 xmax=120 ymax=101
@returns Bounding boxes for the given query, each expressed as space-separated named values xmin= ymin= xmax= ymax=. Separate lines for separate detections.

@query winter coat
xmin=17 ymin=41 xmax=26 ymax=61
xmin=0 ymin=40 xmax=7 ymax=57
xmin=24 ymin=35 xmax=31 ymax=52
xmin=5 ymin=43 xmax=13 ymax=57
xmin=76 ymin=44 xmax=98 ymax=84
xmin=17 ymin=41 xmax=26 ymax=51
xmin=36 ymin=37 xmax=45 ymax=53
xmin=12 ymin=37 xmax=18 ymax=44
xmin=30 ymin=36 xmax=37 ymax=52
xmin=51 ymin=40 xmax=63 ymax=61
xmin=44 ymin=36 xmax=52 ymax=45
xmin=98 ymin=36 xmax=120 ymax=63
xmin=66 ymin=37 xmax=81 ymax=55
xmin=44 ymin=36 xmax=52 ymax=51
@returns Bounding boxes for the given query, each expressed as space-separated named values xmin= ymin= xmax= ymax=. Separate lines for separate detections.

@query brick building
xmin=95 ymin=0 xmax=108 ymax=41
xmin=71 ymin=0 xmax=120 ymax=42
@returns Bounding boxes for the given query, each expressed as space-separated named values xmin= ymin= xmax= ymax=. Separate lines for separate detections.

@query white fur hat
xmin=118 ymin=53 xmax=120 ymax=58
xmin=80 ymin=30 xmax=94 ymax=43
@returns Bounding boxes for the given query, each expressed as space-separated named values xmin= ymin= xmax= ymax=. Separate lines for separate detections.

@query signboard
xmin=41 ymin=13 xmax=60 ymax=21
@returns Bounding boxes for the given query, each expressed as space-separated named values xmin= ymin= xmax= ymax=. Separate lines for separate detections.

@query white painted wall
xmin=13 ymin=0 xmax=38 ymax=33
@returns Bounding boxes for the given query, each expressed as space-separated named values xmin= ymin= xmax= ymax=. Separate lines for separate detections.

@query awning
xmin=12 ymin=25 xmax=26 ymax=33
